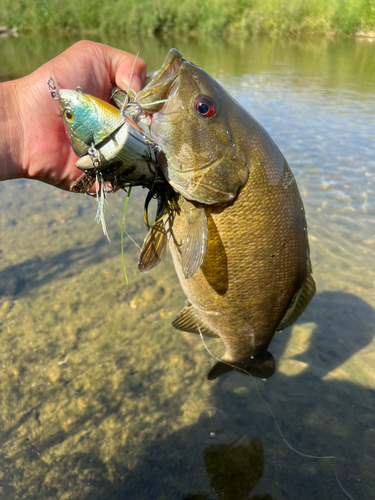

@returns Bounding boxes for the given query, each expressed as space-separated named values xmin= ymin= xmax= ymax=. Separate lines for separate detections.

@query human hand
xmin=0 ymin=40 xmax=146 ymax=190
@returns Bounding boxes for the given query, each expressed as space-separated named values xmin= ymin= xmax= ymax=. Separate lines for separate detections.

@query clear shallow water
xmin=0 ymin=35 xmax=374 ymax=499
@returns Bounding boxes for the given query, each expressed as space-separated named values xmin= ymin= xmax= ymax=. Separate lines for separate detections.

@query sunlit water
xmin=0 ymin=35 xmax=374 ymax=500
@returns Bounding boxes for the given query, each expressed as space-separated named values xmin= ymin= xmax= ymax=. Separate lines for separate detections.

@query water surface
xmin=0 ymin=34 xmax=374 ymax=499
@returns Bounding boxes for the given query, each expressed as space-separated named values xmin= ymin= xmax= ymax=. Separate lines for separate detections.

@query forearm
xmin=0 ymin=79 xmax=25 ymax=182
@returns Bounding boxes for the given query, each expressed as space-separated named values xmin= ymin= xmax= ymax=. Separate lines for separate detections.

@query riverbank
xmin=1 ymin=0 xmax=375 ymax=37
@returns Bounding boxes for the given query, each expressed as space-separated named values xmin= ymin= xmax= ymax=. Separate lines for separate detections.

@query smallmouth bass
xmin=131 ymin=49 xmax=316 ymax=379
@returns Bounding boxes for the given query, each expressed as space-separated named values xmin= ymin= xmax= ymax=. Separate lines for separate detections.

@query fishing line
xmin=118 ymin=52 xmax=169 ymax=122
xmin=121 ymin=51 xmax=140 ymax=116
xmin=113 ymin=193 xmax=355 ymax=500
xmin=112 ymin=213 xmax=180 ymax=288
xmin=141 ymin=99 xmax=169 ymax=107
xmin=197 ymin=330 xmax=356 ymax=500
xmin=121 ymin=186 xmax=132 ymax=285
xmin=113 ymin=217 xmax=142 ymax=250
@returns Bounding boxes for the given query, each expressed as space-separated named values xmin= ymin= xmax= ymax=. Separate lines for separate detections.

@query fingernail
xmin=123 ymin=75 xmax=142 ymax=94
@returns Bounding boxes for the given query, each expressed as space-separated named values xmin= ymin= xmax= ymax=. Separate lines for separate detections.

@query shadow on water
xmin=0 ymin=237 xmax=117 ymax=298
xmin=2 ymin=405 xmax=273 ymax=500
xmin=0 ymin=32 xmax=374 ymax=500
xmin=277 ymin=291 xmax=375 ymax=377
xmin=0 ymin=291 xmax=374 ymax=499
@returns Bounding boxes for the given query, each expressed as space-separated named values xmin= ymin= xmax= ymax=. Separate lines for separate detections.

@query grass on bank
xmin=1 ymin=0 xmax=375 ymax=36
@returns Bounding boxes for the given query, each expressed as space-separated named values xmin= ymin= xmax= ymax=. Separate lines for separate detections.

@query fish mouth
xmin=143 ymin=48 xmax=182 ymax=90
xmin=133 ymin=48 xmax=183 ymax=115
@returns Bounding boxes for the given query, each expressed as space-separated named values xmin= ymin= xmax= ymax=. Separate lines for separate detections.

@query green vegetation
xmin=1 ymin=0 xmax=375 ymax=36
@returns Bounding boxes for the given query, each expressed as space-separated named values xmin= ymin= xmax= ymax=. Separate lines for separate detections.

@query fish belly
xmin=168 ymin=159 xmax=308 ymax=363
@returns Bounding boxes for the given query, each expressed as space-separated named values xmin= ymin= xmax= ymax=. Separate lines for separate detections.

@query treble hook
xmin=111 ymin=87 xmax=127 ymax=101
xmin=124 ymin=101 xmax=143 ymax=121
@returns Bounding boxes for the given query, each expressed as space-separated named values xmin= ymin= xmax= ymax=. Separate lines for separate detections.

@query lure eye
xmin=194 ymin=97 xmax=216 ymax=118
xmin=64 ymin=110 xmax=74 ymax=122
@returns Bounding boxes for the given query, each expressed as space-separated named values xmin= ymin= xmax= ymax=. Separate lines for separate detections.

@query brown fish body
xmin=134 ymin=49 xmax=315 ymax=378
xmin=168 ymin=136 xmax=310 ymax=374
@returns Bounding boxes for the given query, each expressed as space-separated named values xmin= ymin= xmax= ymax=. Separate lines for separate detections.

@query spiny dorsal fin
xmin=276 ymin=268 xmax=316 ymax=331
xmin=181 ymin=205 xmax=208 ymax=279
xmin=138 ymin=219 xmax=168 ymax=273
xmin=172 ymin=301 xmax=219 ymax=338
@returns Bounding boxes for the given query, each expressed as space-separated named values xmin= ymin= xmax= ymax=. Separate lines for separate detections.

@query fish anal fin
xmin=138 ymin=219 xmax=168 ymax=273
xmin=172 ymin=302 xmax=219 ymax=338
xmin=181 ymin=204 xmax=208 ymax=280
xmin=207 ymin=352 xmax=275 ymax=380
xmin=277 ymin=268 xmax=316 ymax=331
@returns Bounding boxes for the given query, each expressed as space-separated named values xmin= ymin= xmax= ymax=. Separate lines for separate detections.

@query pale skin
xmin=0 ymin=40 xmax=146 ymax=191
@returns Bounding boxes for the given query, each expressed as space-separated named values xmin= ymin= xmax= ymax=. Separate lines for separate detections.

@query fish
xmin=129 ymin=49 xmax=316 ymax=379
xmin=57 ymin=88 xmax=161 ymax=191
xmin=58 ymin=89 xmax=125 ymax=157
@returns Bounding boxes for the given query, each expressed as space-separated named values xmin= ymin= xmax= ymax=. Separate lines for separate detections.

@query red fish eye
xmin=194 ymin=97 xmax=216 ymax=118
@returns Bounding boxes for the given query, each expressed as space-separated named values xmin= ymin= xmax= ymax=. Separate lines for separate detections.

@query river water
xmin=0 ymin=34 xmax=374 ymax=500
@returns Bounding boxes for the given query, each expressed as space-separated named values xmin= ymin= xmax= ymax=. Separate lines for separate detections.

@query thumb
xmin=114 ymin=54 xmax=146 ymax=93
xmin=93 ymin=42 xmax=146 ymax=93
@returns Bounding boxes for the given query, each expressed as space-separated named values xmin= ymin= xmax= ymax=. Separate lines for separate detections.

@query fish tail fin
xmin=207 ymin=351 xmax=275 ymax=380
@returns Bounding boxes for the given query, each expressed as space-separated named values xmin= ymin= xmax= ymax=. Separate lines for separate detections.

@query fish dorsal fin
xmin=181 ymin=205 xmax=208 ymax=279
xmin=172 ymin=301 xmax=219 ymax=338
xmin=138 ymin=218 xmax=168 ymax=273
xmin=276 ymin=268 xmax=316 ymax=331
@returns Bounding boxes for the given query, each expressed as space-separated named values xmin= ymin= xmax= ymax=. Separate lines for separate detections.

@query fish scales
xmin=54 ymin=54 xmax=314 ymax=380
xmin=168 ymin=153 xmax=307 ymax=362
xmin=132 ymin=49 xmax=315 ymax=379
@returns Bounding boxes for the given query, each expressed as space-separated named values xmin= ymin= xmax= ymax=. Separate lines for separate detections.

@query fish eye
xmin=194 ymin=96 xmax=216 ymax=118
xmin=64 ymin=110 xmax=74 ymax=122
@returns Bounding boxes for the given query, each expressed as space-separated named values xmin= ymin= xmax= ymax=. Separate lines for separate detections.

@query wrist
xmin=0 ymin=79 xmax=25 ymax=182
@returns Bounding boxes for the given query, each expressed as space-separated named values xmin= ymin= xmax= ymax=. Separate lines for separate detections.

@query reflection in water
xmin=2 ymin=34 xmax=375 ymax=95
xmin=203 ymin=438 xmax=268 ymax=500
xmin=0 ymin=34 xmax=374 ymax=499
xmin=189 ymin=408 xmax=271 ymax=500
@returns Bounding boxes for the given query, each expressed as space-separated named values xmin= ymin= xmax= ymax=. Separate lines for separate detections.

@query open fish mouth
xmin=143 ymin=48 xmax=183 ymax=90
xmin=132 ymin=48 xmax=184 ymax=115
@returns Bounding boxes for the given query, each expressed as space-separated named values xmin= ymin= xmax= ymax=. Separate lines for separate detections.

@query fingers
xmin=16 ymin=41 xmax=148 ymax=191
xmin=81 ymin=40 xmax=147 ymax=93
xmin=115 ymin=57 xmax=145 ymax=93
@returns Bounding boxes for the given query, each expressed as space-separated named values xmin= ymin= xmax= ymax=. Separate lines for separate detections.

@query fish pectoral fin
xmin=138 ymin=218 xmax=168 ymax=273
xmin=172 ymin=301 xmax=219 ymax=338
xmin=276 ymin=268 xmax=316 ymax=331
xmin=207 ymin=352 xmax=275 ymax=380
xmin=181 ymin=205 xmax=208 ymax=279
